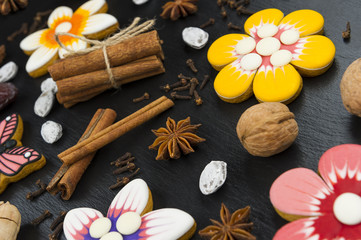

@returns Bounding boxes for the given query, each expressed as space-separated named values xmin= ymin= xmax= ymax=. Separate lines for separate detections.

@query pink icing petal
xmin=270 ymin=168 xmax=333 ymax=217
xmin=63 ymin=208 xmax=103 ymax=240
xmin=319 ymin=144 xmax=361 ymax=195
xmin=0 ymin=114 xmax=18 ymax=144
xmin=273 ymin=217 xmax=320 ymax=240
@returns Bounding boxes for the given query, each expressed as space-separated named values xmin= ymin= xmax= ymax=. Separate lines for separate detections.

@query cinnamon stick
xmin=58 ymin=96 xmax=174 ymax=165
xmin=56 ymin=55 xmax=164 ymax=105
xmin=48 ymin=30 xmax=164 ymax=81
xmin=47 ymin=108 xmax=116 ymax=200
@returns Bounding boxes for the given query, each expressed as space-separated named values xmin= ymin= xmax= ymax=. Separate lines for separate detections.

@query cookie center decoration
xmin=333 ymin=192 xmax=361 ymax=225
xmin=55 ymin=22 xmax=72 ymax=33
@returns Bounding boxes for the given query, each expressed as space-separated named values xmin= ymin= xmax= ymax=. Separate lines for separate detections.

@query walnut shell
xmin=236 ymin=102 xmax=298 ymax=157
xmin=340 ymin=58 xmax=361 ymax=117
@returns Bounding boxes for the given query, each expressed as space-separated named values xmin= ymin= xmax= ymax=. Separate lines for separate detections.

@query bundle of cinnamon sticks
xmin=48 ymin=30 xmax=165 ymax=108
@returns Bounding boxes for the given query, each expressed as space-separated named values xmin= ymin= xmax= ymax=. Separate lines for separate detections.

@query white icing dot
xmin=333 ymin=192 xmax=361 ymax=225
xmin=256 ymin=37 xmax=281 ymax=56
xmin=100 ymin=232 xmax=123 ymax=240
xmin=270 ymin=50 xmax=293 ymax=67
xmin=235 ymin=37 xmax=256 ymax=55
xmin=116 ymin=212 xmax=141 ymax=235
xmin=240 ymin=53 xmax=262 ymax=71
xmin=5 ymin=116 xmax=11 ymax=121
xmin=55 ymin=22 xmax=72 ymax=33
xmin=24 ymin=152 xmax=31 ymax=158
xmin=89 ymin=217 xmax=112 ymax=238
xmin=257 ymin=24 xmax=279 ymax=38
xmin=280 ymin=29 xmax=300 ymax=45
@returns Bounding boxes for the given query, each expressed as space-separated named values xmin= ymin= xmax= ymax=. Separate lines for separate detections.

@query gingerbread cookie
xmin=20 ymin=0 xmax=119 ymax=78
xmin=64 ymin=178 xmax=196 ymax=240
xmin=207 ymin=9 xmax=335 ymax=104
xmin=0 ymin=114 xmax=46 ymax=194
xmin=270 ymin=144 xmax=361 ymax=239
xmin=0 ymin=201 xmax=21 ymax=240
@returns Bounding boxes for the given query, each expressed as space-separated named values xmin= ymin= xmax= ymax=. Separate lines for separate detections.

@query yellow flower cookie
xmin=208 ymin=9 xmax=335 ymax=104
xmin=20 ymin=0 xmax=119 ymax=78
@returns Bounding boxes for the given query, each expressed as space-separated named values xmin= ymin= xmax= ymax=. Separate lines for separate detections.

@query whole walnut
xmin=236 ymin=102 xmax=298 ymax=157
xmin=340 ymin=58 xmax=361 ymax=117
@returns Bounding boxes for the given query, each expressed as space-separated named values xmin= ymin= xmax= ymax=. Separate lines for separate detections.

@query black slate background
xmin=0 ymin=0 xmax=360 ymax=239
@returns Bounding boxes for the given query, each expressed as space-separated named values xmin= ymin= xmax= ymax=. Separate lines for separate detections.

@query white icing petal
xmin=116 ymin=212 xmax=142 ymax=235
xmin=333 ymin=193 xmax=361 ymax=225
xmin=63 ymin=208 xmax=104 ymax=240
xmin=139 ymin=208 xmax=195 ymax=240
xmin=199 ymin=161 xmax=227 ymax=195
xmin=89 ymin=217 xmax=112 ymax=238
xmin=107 ymin=179 xmax=150 ymax=219
xmin=100 ymin=232 xmax=123 ymax=240
xmin=55 ymin=22 xmax=72 ymax=33
xmin=58 ymin=39 xmax=87 ymax=59
xmin=270 ymin=50 xmax=292 ymax=67
xmin=81 ymin=13 xmax=118 ymax=36
xmin=235 ymin=37 xmax=256 ymax=55
xmin=240 ymin=53 xmax=262 ymax=71
xmin=133 ymin=0 xmax=149 ymax=5
xmin=280 ymin=29 xmax=300 ymax=45
xmin=25 ymin=46 xmax=58 ymax=73
xmin=48 ymin=6 xmax=73 ymax=29
xmin=77 ymin=0 xmax=106 ymax=16
xmin=256 ymin=37 xmax=281 ymax=56
xmin=257 ymin=24 xmax=279 ymax=38
xmin=20 ymin=29 xmax=46 ymax=52
xmin=0 ymin=61 xmax=18 ymax=83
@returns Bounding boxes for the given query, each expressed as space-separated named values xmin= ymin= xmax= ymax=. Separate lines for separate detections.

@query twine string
xmin=54 ymin=17 xmax=155 ymax=89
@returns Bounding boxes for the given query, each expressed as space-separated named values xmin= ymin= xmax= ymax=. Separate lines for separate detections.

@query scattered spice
xmin=31 ymin=209 xmax=52 ymax=226
xmin=110 ymin=152 xmax=132 ymax=166
xmin=49 ymin=222 xmax=63 ymax=240
xmin=29 ymin=9 xmax=52 ymax=34
xmin=149 ymin=117 xmax=205 ymax=160
xmin=50 ymin=211 xmax=67 ymax=231
xmin=173 ymin=83 xmax=191 ymax=91
xmin=228 ymin=22 xmax=243 ymax=31
xmin=0 ymin=0 xmax=27 ymax=15
xmin=133 ymin=92 xmax=150 ymax=103
xmin=26 ymin=179 xmax=47 ymax=200
xmin=217 ymin=0 xmax=228 ymax=7
xmin=236 ymin=5 xmax=254 ymax=15
xmin=200 ymin=74 xmax=210 ymax=90
xmin=113 ymin=162 xmax=136 ymax=175
xmin=186 ymin=58 xmax=198 ymax=73
xmin=231 ymin=0 xmax=249 ymax=8
xmin=160 ymin=0 xmax=198 ymax=21
xmin=199 ymin=203 xmax=256 ymax=240
xmin=178 ymin=73 xmax=192 ymax=80
xmin=194 ymin=90 xmax=203 ymax=105
xmin=0 ymin=45 xmax=5 ymax=65
xmin=170 ymin=92 xmax=192 ymax=100
xmin=189 ymin=77 xmax=199 ymax=96
xmin=200 ymin=18 xmax=215 ymax=29
xmin=342 ymin=21 xmax=351 ymax=40
xmin=7 ymin=22 xmax=28 ymax=42
xmin=109 ymin=168 xmax=140 ymax=190
xmin=220 ymin=6 xmax=227 ymax=18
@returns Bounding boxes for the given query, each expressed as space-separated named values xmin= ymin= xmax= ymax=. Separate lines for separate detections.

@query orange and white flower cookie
xmin=207 ymin=9 xmax=335 ymax=104
xmin=20 ymin=0 xmax=119 ymax=78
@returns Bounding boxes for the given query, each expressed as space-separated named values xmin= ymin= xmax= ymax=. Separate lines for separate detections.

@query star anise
xmin=149 ymin=117 xmax=205 ymax=160
xmin=160 ymin=0 xmax=198 ymax=21
xmin=0 ymin=0 xmax=28 ymax=15
xmin=199 ymin=203 xmax=256 ymax=240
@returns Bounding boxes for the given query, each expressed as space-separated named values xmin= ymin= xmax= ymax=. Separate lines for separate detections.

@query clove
xmin=114 ymin=156 xmax=135 ymax=168
xmin=29 ymin=9 xmax=52 ymax=34
xmin=170 ymin=92 xmax=192 ymax=100
xmin=50 ymin=211 xmax=67 ymax=231
xmin=228 ymin=22 xmax=243 ymax=31
xmin=200 ymin=18 xmax=215 ymax=29
xmin=189 ymin=78 xmax=199 ymax=96
xmin=26 ymin=179 xmax=47 ymax=200
xmin=132 ymin=92 xmax=150 ymax=103
xmin=109 ymin=168 xmax=140 ymax=190
xmin=236 ymin=5 xmax=255 ymax=15
xmin=233 ymin=0 xmax=250 ymax=8
xmin=178 ymin=73 xmax=192 ymax=80
xmin=113 ymin=162 xmax=136 ymax=175
xmin=342 ymin=21 xmax=351 ymax=39
xmin=0 ymin=45 xmax=5 ymax=65
xmin=200 ymin=75 xmax=210 ymax=90
xmin=173 ymin=83 xmax=191 ymax=91
xmin=7 ymin=22 xmax=28 ymax=41
xmin=31 ymin=209 xmax=52 ymax=226
xmin=110 ymin=152 xmax=132 ymax=166
xmin=186 ymin=59 xmax=198 ymax=73
xmin=160 ymin=84 xmax=171 ymax=92
xmin=160 ymin=79 xmax=188 ymax=92
xmin=217 ymin=0 xmax=228 ymax=7
xmin=49 ymin=222 xmax=63 ymax=240
xmin=220 ymin=6 xmax=227 ymax=18
xmin=194 ymin=90 xmax=203 ymax=105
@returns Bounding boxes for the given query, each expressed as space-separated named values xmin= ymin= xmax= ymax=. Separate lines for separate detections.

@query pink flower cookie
xmin=20 ymin=0 xmax=118 ymax=78
xmin=270 ymin=144 xmax=361 ymax=239
xmin=63 ymin=178 xmax=197 ymax=240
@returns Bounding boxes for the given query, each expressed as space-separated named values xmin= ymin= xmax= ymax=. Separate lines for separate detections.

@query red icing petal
xmin=270 ymin=168 xmax=332 ymax=217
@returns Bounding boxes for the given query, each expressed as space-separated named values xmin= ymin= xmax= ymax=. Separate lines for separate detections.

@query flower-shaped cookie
xmin=207 ymin=9 xmax=335 ymax=104
xmin=63 ymin=178 xmax=196 ymax=240
xmin=20 ymin=0 xmax=118 ymax=78
xmin=270 ymin=144 xmax=361 ymax=239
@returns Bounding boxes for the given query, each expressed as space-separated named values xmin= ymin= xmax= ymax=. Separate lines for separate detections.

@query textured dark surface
xmin=0 ymin=0 xmax=359 ymax=239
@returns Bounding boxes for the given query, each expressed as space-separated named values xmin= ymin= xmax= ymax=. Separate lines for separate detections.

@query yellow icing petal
xmin=75 ymin=0 xmax=107 ymax=16
xmin=253 ymin=64 xmax=302 ymax=104
xmin=20 ymin=29 xmax=47 ymax=54
xmin=25 ymin=46 xmax=59 ymax=78
xmin=81 ymin=13 xmax=118 ymax=39
xmin=207 ymin=34 xmax=249 ymax=71
xmin=58 ymin=39 xmax=88 ymax=59
xmin=48 ymin=6 xmax=73 ymax=29
xmin=244 ymin=8 xmax=284 ymax=38
xmin=291 ymin=35 xmax=335 ymax=77
xmin=279 ymin=9 xmax=324 ymax=37
xmin=214 ymin=60 xmax=256 ymax=103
